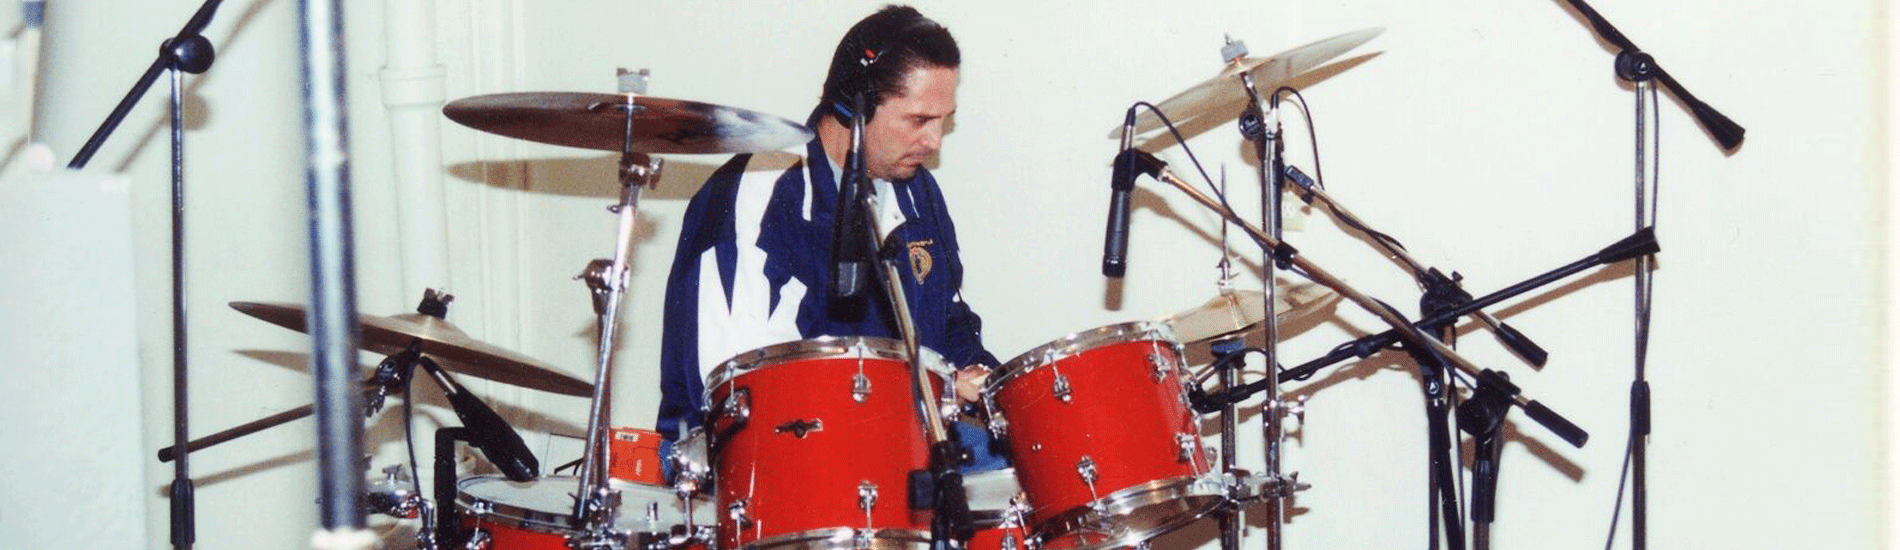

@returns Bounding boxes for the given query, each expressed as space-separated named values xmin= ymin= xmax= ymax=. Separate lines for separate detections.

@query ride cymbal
xmin=444 ymin=92 xmax=814 ymax=155
xmin=1114 ymin=27 xmax=1384 ymax=138
xmin=231 ymin=301 xmax=592 ymax=397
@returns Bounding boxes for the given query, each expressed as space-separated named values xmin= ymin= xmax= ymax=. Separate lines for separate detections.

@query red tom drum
xmin=705 ymin=337 xmax=953 ymax=550
xmin=983 ymin=322 xmax=1222 ymax=549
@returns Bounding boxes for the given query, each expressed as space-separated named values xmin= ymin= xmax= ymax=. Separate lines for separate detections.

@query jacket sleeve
xmin=928 ymin=181 xmax=1000 ymax=368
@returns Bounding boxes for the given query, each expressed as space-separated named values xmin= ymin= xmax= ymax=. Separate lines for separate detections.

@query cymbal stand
xmin=572 ymin=69 xmax=663 ymax=549
xmin=1226 ymin=36 xmax=1290 ymax=550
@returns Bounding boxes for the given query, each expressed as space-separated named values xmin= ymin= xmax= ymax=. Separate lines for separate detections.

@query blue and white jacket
xmin=655 ymin=107 xmax=1000 ymax=448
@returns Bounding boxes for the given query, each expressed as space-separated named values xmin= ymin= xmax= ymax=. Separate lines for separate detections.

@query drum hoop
xmin=1031 ymin=474 xmax=1227 ymax=548
xmin=704 ymin=336 xmax=952 ymax=399
xmin=985 ymin=321 xmax=1179 ymax=393
xmin=747 ymin=527 xmax=932 ymax=550
xmin=455 ymin=476 xmax=585 ymax=533
xmin=456 ymin=475 xmax=707 ymax=533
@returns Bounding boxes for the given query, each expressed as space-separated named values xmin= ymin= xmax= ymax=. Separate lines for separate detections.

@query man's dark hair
xmin=820 ymin=5 xmax=960 ymax=125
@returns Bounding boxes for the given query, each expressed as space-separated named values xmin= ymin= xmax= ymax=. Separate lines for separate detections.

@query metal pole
xmin=1241 ymin=71 xmax=1285 ymax=550
xmin=299 ymin=0 xmax=367 ymax=540
xmin=167 ymin=66 xmax=195 ymax=550
xmin=1630 ymin=78 xmax=1657 ymax=550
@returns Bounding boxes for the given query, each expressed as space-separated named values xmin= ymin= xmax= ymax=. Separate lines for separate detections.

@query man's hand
xmin=954 ymin=365 xmax=991 ymax=404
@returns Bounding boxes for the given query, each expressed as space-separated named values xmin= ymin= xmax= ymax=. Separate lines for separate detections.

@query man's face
xmin=864 ymin=65 xmax=959 ymax=181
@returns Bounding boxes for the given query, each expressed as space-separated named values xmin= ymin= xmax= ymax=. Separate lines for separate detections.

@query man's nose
xmin=920 ymin=125 xmax=944 ymax=151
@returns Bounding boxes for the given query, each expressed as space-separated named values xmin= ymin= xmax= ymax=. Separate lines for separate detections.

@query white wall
xmin=11 ymin=0 xmax=1885 ymax=548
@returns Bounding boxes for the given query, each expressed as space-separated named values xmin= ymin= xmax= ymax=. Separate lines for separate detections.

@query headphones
xmin=829 ymin=13 xmax=934 ymax=122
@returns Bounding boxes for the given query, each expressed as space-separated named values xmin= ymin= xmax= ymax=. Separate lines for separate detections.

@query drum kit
xmin=169 ymin=25 xmax=1654 ymax=550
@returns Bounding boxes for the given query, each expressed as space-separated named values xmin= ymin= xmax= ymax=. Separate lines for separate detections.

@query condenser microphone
xmin=1102 ymin=108 xmax=1138 ymax=277
xmin=420 ymin=357 xmax=539 ymax=482
xmin=830 ymin=92 xmax=872 ymax=311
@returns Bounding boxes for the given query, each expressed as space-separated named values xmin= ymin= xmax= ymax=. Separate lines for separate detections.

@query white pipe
xmin=379 ymin=0 xmax=450 ymax=296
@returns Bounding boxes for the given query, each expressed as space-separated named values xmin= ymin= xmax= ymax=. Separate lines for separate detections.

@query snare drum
xmin=984 ymin=322 xmax=1221 ymax=548
xmin=704 ymin=337 xmax=953 ymax=550
xmin=457 ymin=475 xmax=714 ymax=550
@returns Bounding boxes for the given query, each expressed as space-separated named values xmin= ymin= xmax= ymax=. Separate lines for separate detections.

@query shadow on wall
xmin=443 ymin=149 xmax=807 ymax=202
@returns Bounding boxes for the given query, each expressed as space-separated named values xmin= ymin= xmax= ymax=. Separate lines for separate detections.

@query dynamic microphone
xmin=1102 ymin=108 xmax=1137 ymax=277
xmin=830 ymin=92 xmax=872 ymax=314
xmin=420 ymin=357 xmax=539 ymax=482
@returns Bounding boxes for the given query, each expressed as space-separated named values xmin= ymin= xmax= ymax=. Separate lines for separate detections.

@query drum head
xmin=963 ymin=468 xmax=1024 ymax=522
xmin=986 ymin=322 xmax=1179 ymax=393
xmin=705 ymin=336 xmax=952 ymax=398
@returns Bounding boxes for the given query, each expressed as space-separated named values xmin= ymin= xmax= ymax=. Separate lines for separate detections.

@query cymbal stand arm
xmin=574 ymin=85 xmax=663 ymax=536
xmin=1141 ymin=160 xmax=1591 ymax=449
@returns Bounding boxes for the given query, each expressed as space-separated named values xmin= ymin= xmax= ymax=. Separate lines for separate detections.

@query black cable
xmin=1128 ymin=100 xmax=1317 ymax=284
xmin=1602 ymin=432 xmax=1636 ymax=550
xmin=401 ymin=360 xmax=425 ymax=532
xmin=1270 ymin=86 xmax=1325 ymax=192
xmin=1130 ymin=101 xmax=1226 ymax=213
xmin=1606 ymin=79 xmax=1664 ymax=550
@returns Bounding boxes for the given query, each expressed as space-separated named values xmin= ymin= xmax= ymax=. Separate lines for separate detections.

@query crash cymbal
xmin=1113 ymin=27 xmax=1384 ymax=138
xmin=443 ymin=92 xmax=815 ymax=155
xmin=1158 ymin=283 xmax=1340 ymax=344
xmin=231 ymin=301 xmax=593 ymax=397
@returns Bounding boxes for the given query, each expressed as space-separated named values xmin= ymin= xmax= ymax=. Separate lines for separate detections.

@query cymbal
xmin=1158 ymin=283 xmax=1340 ymax=344
xmin=231 ymin=301 xmax=593 ymax=397
xmin=443 ymin=92 xmax=815 ymax=155
xmin=1114 ymin=27 xmax=1384 ymax=138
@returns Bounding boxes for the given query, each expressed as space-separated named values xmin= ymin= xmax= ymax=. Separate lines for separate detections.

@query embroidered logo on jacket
xmin=908 ymin=239 xmax=935 ymax=284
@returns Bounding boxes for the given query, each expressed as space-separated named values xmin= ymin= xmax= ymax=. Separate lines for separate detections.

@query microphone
xmin=419 ymin=357 xmax=539 ymax=482
xmin=830 ymin=91 xmax=872 ymax=314
xmin=1102 ymin=108 xmax=1137 ymax=277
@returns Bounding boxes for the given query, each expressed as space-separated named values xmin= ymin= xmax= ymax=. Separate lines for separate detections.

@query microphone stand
xmin=1194 ymin=227 xmax=1658 ymax=412
xmin=830 ymin=95 xmax=970 ymax=550
xmin=66 ymin=4 xmax=225 ymax=548
xmin=1551 ymin=0 xmax=1745 ymax=152
xmin=1124 ymin=150 xmax=1594 ymax=449
xmin=1616 ymin=51 xmax=1662 ymax=550
xmin=1275 ymin=165 xmax=1565 ymax=550
xmin=1543 ymin=3 xmax=1736 ymax=544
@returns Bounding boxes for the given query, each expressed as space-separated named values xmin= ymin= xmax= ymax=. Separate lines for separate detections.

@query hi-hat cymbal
xmin=1158 ymin=283 xmax=1340 ymax=344
xmin=231 ymin=301 xmax=592 ymax=397
xmin=444 ymin=92 xmax=815 ymax=155
xmin=1114 ymin=27 xmax=1384 ymax=138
